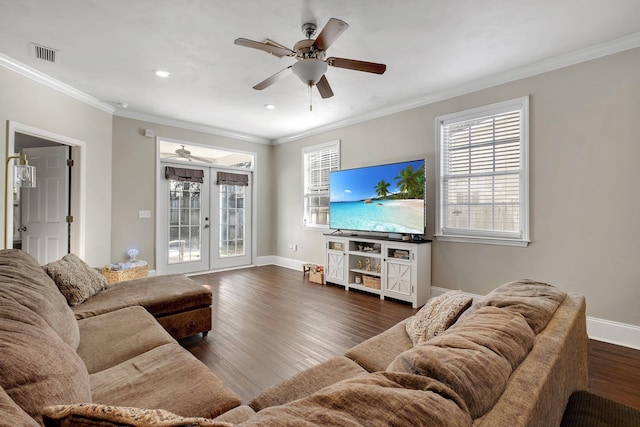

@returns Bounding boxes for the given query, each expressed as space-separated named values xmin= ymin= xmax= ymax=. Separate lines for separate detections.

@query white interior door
xmin=210 ymin=171 xmax=252 ymax=269
xmin=157 ymin=164 xmax=210 ymax=275
xmin=21 ymin=146 xmax=70 ymax=264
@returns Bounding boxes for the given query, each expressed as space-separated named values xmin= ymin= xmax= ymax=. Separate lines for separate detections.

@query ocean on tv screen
xmin=330 ymin=199 xmax=424 ymax=234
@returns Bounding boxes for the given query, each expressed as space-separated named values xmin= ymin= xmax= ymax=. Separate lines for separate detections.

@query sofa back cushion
xmin=456 ymin=279 xmax=567 ymax=334
xmin=388 ymin=306 xmax=535 ymax=419
xmin=0 ymin=299 xmax=92 ymax=425
xmin=0 ymin=386 xmax=39 ymax=427
xmin=0 ymin=249 xmax=80 ymax=349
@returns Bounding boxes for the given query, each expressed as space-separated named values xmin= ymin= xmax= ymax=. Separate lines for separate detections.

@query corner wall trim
xmin=0 ymin=52 xmax=115 ymax=114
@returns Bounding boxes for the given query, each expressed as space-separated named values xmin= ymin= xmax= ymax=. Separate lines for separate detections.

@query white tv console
xmin=324 ymin=234 xmax=431 ymax=308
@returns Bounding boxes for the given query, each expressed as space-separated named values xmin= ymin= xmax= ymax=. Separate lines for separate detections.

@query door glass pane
xmin=219 ymin=184 xmax=245 ymax=258
xmin=168 ymin=180 xmax=202 ymax=264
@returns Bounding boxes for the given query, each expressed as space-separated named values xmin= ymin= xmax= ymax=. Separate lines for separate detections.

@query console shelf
xmin=324 ymin=234 xmax=431 ymax=308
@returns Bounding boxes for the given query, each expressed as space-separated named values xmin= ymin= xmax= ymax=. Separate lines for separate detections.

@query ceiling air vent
xmin=30 ymin=43 xmax=59 ymax=63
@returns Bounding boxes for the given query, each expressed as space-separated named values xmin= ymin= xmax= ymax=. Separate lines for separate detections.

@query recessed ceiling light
xmin=264 ymin=104 xmax=276 ymax=110
xmin=154 ymin=70 xmax=171 ymax=78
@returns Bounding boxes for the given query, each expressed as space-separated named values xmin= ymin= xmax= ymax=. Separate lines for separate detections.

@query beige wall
xmin=274 ymin=47 xmax=640 ymax=327
xmin=111 ymin=116 xmax=274 ymax=268
xmin=0 ymin=66 xmax=113 ymax=266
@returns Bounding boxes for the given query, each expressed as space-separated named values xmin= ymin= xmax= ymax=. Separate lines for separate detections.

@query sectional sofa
xmin=0 ymin=248 xmax=588 ymax=426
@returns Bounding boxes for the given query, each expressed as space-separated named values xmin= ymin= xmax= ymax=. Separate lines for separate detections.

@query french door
xmin=157 ymin=164 xmax=252 ymax=274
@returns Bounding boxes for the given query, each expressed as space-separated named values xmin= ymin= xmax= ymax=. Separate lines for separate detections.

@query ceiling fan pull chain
xmin=309 ymin=84 xmax=313 ymax=111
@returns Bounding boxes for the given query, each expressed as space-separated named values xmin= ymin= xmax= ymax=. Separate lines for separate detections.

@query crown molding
xmin=273 ymin=32 xmax=640 ymax=144
xmin=0 ymin=52 xmax=115 ymax=114
xmin=113 ymin=109 xmax=271 ymax=145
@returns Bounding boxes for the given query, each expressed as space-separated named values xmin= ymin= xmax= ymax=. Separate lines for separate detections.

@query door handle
xmin=203 ymin=224 xmax=210 ymax=229
xmin=18 ymin=226 xmax=27 ymax=232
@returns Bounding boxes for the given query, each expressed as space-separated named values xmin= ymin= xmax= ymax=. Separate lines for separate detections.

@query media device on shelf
xmin=329 ymin=159 xmax=426 ymax=238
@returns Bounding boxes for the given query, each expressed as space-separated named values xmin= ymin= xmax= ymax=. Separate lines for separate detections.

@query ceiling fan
xmin=234 ymin=18 xmax=386 ymax=103
xmin=167 ymin=145 xmax=213 ymax=163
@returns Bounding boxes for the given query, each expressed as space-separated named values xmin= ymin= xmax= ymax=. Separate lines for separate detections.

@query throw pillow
xmin=405 ymin=290 xmax=473 ymax=345
xmin=42 ymin=404 xmax=233 ymax=427
xmin=42 ymin=254 xmax=107 ymax=306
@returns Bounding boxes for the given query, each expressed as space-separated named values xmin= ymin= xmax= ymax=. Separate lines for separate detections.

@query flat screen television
xmin=329 ymin=159 xmax=426 ymax=236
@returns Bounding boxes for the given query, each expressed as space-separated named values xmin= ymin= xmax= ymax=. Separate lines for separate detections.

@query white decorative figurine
xmin=127 ymin=248 xmax=139 ymax=262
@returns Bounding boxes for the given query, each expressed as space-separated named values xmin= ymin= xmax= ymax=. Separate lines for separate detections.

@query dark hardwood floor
xmin=182 ymin=265 xmax=640 ymax=409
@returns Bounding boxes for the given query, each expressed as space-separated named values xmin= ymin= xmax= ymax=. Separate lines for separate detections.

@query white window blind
xmin=436 ymin=97 xmax=529 ymax=246
xmin=303 ymin=141 xmax=340 ymax=227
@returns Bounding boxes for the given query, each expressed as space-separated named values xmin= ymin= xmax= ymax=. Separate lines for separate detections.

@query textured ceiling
xmin=1 ymin=0 xmax=640 ymax=142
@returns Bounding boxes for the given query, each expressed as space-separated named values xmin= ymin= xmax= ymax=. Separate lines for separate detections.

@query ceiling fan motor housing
xmin=293 ymin=39 xmax=325 ymax=59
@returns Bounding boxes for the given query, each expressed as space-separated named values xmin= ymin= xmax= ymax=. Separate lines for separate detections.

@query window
xmin=435 ymin=97 xmax=529 ymax=246
xmin=303 ymin=141 xmax=340 ymax=228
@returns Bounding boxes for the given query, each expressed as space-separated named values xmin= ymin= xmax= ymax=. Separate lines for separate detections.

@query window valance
xmin=165 ymin=167 xmax=204 ymax=183
xmin=216 ymin=172 xmax=248 ymax=186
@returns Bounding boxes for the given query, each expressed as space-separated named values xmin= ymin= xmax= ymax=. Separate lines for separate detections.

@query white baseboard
xmin=586 ymin=317 xmax=640 ymax=350
xmin=432 ymin=286 xmax=640 ymax=350
xmin=267 ymin=256 xmax=311 ymax=272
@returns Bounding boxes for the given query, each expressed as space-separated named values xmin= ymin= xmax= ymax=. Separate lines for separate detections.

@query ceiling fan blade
xmin=327 ymin=57 xmax=387 ymax=74
xmin=189 ymin=155 xmax=213 ymax=164
xmin=263 ymin=38 xmax=292 ymax=58
xmin=253 ymin=66 xmax=293 ymax=90
xmin=313 ymin=18 xmax=349 ymax=51
xmin=316 ymin=75 xmax=334 ymax=99
xmin=234 ymin=38 xmax=295 ymax=57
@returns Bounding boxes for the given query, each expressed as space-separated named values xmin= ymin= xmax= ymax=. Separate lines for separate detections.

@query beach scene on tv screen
xmin=330 ymin=160 xmax=425 ymax=234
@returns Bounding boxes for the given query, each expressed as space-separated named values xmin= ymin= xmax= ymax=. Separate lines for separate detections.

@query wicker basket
xmin=362 ymin=275 xmax=381 ymax=289
xmin=102 ymin=264 xmax=149 ymax=285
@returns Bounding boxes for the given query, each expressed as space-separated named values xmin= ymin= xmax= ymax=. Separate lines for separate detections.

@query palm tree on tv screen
xmin=394 ymin=165 xmax=424 ymax=199
xmin=374 ymin=179 xmax=391 ymax=199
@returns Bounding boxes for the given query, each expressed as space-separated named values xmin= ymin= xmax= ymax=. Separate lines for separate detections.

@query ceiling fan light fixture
xmin=292 ymin=59 xmax=327 ymax=86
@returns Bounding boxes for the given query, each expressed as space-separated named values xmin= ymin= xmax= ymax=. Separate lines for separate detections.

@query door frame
xmin=154 ymin=137 xmax=258 ymax=273
xmin=5 ymin=121 xmax=86 ymax=257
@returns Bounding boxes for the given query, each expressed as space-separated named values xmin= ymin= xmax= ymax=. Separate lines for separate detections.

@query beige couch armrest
xmin=473 ymin=294 xmax=588 ymax=427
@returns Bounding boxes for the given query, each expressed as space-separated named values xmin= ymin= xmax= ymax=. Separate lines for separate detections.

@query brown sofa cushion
xmin=0 ymin=249 xmax=80 ymax=349
xmin=344 ymin=319 xmax=413 ymax=372
xmin=43 ymin=253 xmax=107 ymax=306
xmin=72 ymin=274 xmax=212 ymax=319
xmin=77 ymin=306 xmax=176 ymax=374
xmin=249 ymin=356 xmax=368 ymax=411
xmin=405 ymin=290 xmax=473 ymax=345
xmin=457 ymin=279 xmax=566 ymax=334
xmin=237 ymin=371 xmax=472 ymax=427
xmin=0 ymin=386 xmax=39 ymax=427
xmin=0 ymin=299 xmax=92 ymax=424
xmin=90 ymin=343 xmax=240 ymax=419
xmin=42 ymin=403 xmax=233 ymax=427
xmin=388 ymin=306 xmax=535 ymax=419
xmin=213 ymin=406 xmax=256 ymax=424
